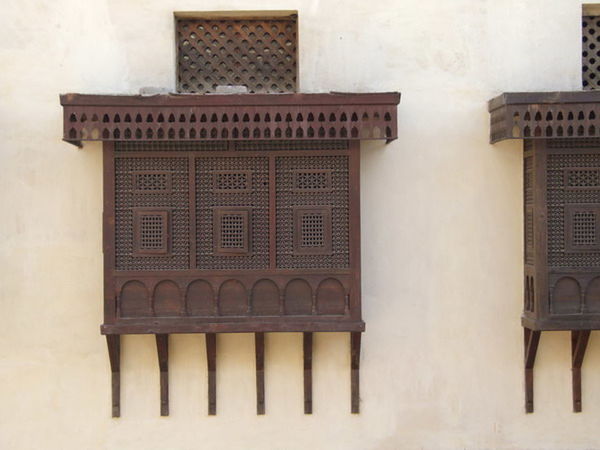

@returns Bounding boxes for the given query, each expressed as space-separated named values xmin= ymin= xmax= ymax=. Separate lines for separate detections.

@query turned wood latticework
xmin=62 ymin=9 xmax=400 ymax=418
xmin=490 ymin=91 xmax=600 ymax=414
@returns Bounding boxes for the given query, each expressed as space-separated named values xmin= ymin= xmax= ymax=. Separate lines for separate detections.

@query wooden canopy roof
xmin=488 ymin=91 xmax=600 ymax=143
xmin=61 ymin=92 xmax=400 ymax=147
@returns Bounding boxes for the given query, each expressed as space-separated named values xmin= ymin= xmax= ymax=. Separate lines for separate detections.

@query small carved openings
xmin=133 ymin=171 xmax=172 ymax=193
xmin=213 ymin=208 xmax=251 ymax=255
xmin=551 ymin=276 xmax=600 ymax=314
xmin=565 ymin=206 xmax=600 ymax=252
xmin=133 ymin=209 xmax=170 ymax=256
xmin=118 ymin=277 xmax=347 ymax=318
xmin=293 ymin=207 xmax=332 ymax=255
xmin=197 ymin=158 xmax=268 ymax=270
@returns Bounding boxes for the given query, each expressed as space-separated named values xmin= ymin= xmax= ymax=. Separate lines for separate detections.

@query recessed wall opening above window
xmin=174 ymin=11 xmax=298 ymax=94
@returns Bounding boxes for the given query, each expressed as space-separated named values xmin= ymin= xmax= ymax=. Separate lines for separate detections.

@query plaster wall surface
xmin=0 ymin=0 xmax=596 ymax=448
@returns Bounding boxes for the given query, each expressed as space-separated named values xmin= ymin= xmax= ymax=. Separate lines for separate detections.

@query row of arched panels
xmin=63 ymin=104 xmax=398 ymax=142
xmin=68 ymin=124 xmax=393 ymax=141
xmin=551 ymin=276 xmax=600 ymax=314
xmin=119 ymin=277 xmax=348 ymax=318
xmin=490 ymin=104 xmax=600 ymax=142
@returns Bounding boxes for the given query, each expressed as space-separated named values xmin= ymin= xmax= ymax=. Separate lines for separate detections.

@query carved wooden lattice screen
xmin=61 ymin=10 xmax=400 ymax=418
xmin=176 ymin=12 xmax=298 ymax=93
xmin=489 ymin=91 xmax=600 ymax=414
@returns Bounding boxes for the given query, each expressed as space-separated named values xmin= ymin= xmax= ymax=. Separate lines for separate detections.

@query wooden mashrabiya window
xmin=489 ymin=90 xmax=600 ymax=413
xmin=61 ymin=91 xmax=400 ymax=416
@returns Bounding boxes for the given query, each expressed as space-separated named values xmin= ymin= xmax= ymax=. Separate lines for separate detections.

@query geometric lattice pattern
xmin=583 ymin=16 xmax=600 ymax=90
xmin=300 ymin=213 xmax=325 ymax=247
xmin=566 ymin=169 xmax=600 ymax=188
xmin=176 ymin=15 xmax=297 ymax=94
xmin=573 ymin=211 xmax=597 ymax=246
xmin=197 ymin=157 xmax=269 ymax=269
xmin=547 ymin=152 xmax=600 ymax=267
xmin=524 ymin=151 xmax=534 ymax=265
xmin=139 ymin=214 xmax=165 ymax=250
xmin=214 ymin=171 xmax=250 ymax=191
xmin=220 ymin=213 xmax=246 ymax=249
xmin=115 ymin=154 xmax=189 ymax=271
xmin=277 ymin=156 xmax=349 ymax=269
xmin=134 ymin=172 xmax=170 ymax=192
xmin=295 ymin=170 xmax=331 ymax=191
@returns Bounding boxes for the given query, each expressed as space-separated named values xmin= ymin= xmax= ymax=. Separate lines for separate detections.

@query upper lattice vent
xmin=175 ymin=11 xmax=298 ymax=94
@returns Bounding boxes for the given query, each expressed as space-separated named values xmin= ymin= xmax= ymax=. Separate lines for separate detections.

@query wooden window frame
xmin=293 ymin=206 xmax=332 ymax=255
xmin=213 ymin=207 xmax=252 ymax=255
xmin=132 ymin=208 xmax=171 ymax=256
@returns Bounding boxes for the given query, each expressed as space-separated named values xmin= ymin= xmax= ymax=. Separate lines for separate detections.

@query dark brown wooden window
xmin=565 ymin=205 xmax=600 ymax=251
xmin=133 ymin=209 xmax=170 ymax=255
xmin=213 ymin=207 xmax=251 ymax=255
xmin=293 ymin=207 xmax=332 ymax=255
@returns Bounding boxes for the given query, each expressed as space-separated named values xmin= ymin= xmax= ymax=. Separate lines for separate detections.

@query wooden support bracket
xmin=303 ymin=332 xmax=313 ymax=414
xmin=351 ymin=332 xmax=361 ymax=414
xmin=206 ymin=333 xmax=217 ymax=415
xmin=155 ymin=334 xmax=169 ymax=416
xmin=106 ymin=335 xmax=121 ymax=418
xmin=524 ymin=328 xmax=541 ymax=413
xmin=571 ymin=330 xmax=591 ymax=413
xmin=255 ymin=332 xmax=265 ymax=415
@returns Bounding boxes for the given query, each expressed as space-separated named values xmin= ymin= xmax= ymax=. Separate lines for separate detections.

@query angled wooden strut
xmin=524 ymin=328 xmax=541 ymax=413
xmin=255 ymin=332 xmax=265 ymax=415
xmin=571 ymin=330 xmax=591 ymax=413
xmin=155 ymin=334 xmax=169 ymax=416
xmin=351 ymin=332 xmax=362 ymax=414
xmin=206 ymin=333 xmax=217 ymax=415
xmin=303 ymin=332 xmax=313 ymax=414
xmin=106 ymin=335 xmax=121 ymax=418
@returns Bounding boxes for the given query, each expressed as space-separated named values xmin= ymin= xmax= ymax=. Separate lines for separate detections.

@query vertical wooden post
xmin=524 ymin=328 xmax=541 ymax=413
xmin=351 ymin=332 xmax=362 ymax=414
xmin=303 ymin=332 xmax=313 ymax=414
xmin=571 ymin=330 xmax=591 ymax=413
xmin=206 ymin=333 xmax=217 ymax=415
xmin=155 ymin=334 xmax=169 ymax=416
xmin=255 ymin=332 xmax=265 ymax=415
xmin=106 ymin=335 xmax=121 ymax=418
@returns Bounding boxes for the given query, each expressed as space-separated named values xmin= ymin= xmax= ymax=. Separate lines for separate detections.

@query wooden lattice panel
xmin=176 ymin=14 xmax=297 ymax=94
xmin=583 ymin=16 xmax=600 ymax=90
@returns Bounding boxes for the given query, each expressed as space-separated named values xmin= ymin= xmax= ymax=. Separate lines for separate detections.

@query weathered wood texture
xmin=60 ymin=93 xmax=400 ymax=146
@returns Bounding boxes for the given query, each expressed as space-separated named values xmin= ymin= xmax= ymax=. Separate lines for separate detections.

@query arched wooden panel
xmin=552 ymin=277 xmax=581 ymax=314
xmin=316 ymin=278 xmax=346 ymax=315
xmin=252 ymin=279 xmax=280 ymax=316
xmin=284 ymin=279 xmax=312 ymax=315
xmin=187 ymin=280 xmax=214 ymax=316
xmin=120 ymin=280 xmax=151 ymax=317
xmin=219 ymin=279 xmax=247 ymax=316
xmin=154 ymin=280 xmax=182 ymax=317
xmin=586 ymin=276 xmax=600 ymax=313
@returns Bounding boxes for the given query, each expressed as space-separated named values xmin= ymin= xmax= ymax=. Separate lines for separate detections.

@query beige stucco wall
xmin=1 ymin=0 xmax=598 ymax=448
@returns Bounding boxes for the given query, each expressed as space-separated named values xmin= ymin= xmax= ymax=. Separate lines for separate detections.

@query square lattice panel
xmin=176 ymin=13 xmax=298 ymax=94
xmin=583 ymin=15 xmax=600 ymax=90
